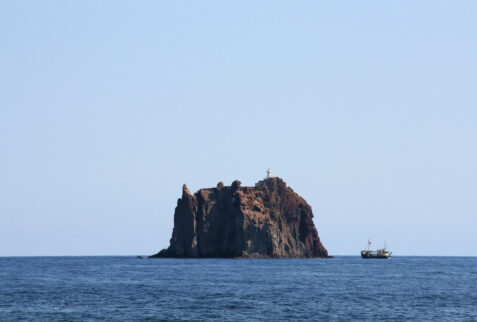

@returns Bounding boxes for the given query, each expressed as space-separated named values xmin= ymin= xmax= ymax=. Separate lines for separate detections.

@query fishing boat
xmin=361 ymin=239 xmax=391 ymax=259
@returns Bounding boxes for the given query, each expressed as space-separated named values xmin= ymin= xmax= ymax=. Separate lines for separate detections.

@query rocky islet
xmin=151 ymin=177 xmax=329 ymax=258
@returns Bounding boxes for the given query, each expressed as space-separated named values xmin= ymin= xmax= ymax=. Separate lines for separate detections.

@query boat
xmin=361 ymin=239 xmax=391 ymax=259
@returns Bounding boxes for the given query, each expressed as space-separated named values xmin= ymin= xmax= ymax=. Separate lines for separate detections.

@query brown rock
xmin=150 ymin=177 xmax=329 ymax=258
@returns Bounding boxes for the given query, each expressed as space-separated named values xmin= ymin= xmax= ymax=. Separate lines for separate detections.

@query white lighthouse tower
xmin=266 ymin=168 xmax=272 ymax=179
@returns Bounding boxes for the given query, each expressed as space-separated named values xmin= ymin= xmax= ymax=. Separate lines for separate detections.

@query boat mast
xmin=367 ymin=239 xmax=371 ymax=251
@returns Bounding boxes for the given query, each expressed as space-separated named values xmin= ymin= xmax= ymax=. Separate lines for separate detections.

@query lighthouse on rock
xmin=266 ymin=168 xmax=272 ymax=179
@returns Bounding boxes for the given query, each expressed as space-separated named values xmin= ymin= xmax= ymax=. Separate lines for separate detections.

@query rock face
xmin=150 ymin=177 xmax=328 ymax=258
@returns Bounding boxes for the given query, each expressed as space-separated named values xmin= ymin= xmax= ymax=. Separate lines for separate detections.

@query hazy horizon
xmin=1 ymin=1 xmax=476 ymax=257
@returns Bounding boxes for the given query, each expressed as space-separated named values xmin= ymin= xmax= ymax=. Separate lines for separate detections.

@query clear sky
xmin=1 ymin=1 xmax=476 ymax=256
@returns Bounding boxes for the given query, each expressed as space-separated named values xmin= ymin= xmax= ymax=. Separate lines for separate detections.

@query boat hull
xmin=361 ymin=250 xmax=391 ymax=259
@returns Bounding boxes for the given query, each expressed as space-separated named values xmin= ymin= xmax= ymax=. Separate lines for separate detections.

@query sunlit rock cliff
xmin=150 ymin=177 xmax=328 ymax=258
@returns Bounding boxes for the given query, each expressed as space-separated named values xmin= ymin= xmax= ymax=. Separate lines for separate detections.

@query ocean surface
xmin=0 ymin=256 xmax=476 ymax=321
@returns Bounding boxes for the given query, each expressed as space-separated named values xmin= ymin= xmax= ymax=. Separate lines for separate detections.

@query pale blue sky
xmin=1 ymin=1 xmax=476 ymax=256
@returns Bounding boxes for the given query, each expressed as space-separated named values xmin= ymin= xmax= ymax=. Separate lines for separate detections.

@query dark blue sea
xmin=0 ymin=256 xmax=476 ymax=321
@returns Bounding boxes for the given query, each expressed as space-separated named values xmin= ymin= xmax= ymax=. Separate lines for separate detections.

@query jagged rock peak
xmin=182 ymin=184 xmax=191 ymax=195
xmin=231 ymin=180 xmax=241 ymax=190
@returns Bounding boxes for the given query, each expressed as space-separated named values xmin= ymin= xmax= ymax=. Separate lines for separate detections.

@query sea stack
xmin=150 ymin=176 xmax=329 ymax=258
